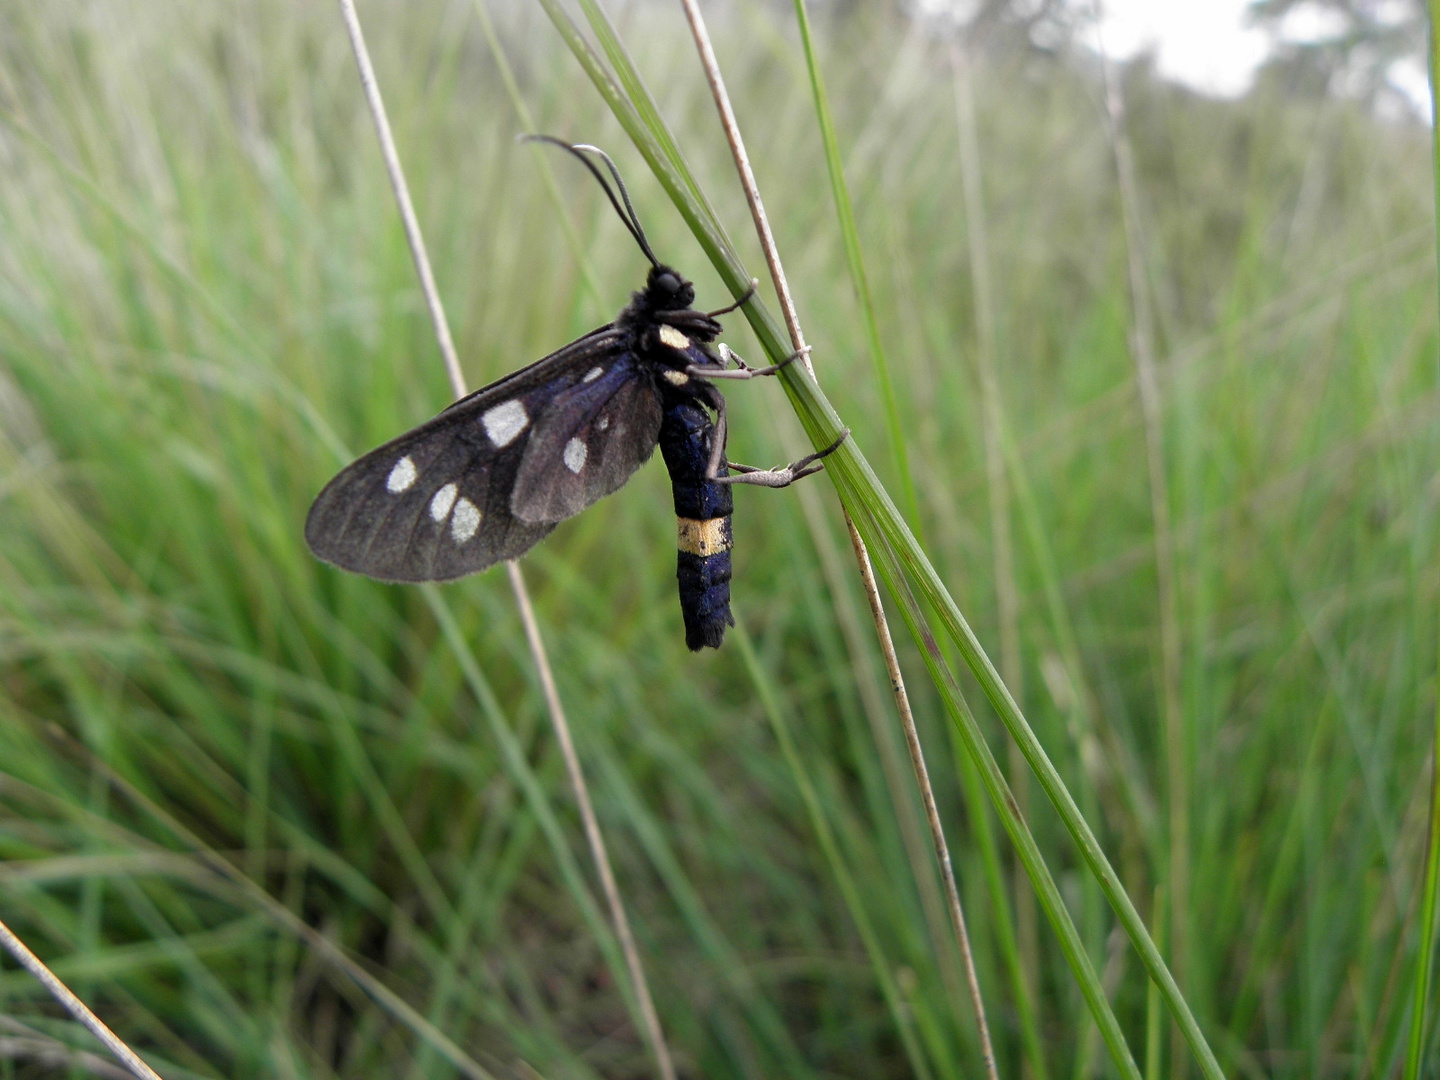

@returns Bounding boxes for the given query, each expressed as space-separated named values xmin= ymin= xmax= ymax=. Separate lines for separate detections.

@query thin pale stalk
xmin=676 ymin=1 xmax=998 ymax=1074
xmin=0 ymin=917 xmax=166 ymax=1080
xmin=1094 ymin=19 xmax=1189 ymax=1075
xmin=766 ymin=4 xmax=979 ymax=1025
xmin=507 ymin=561 xmax=676 ymax=1080
xmin=791 ymin=460 xmax=982 ymax=1037
xmin=676 ymin=0 xmax=805 ymax=368
xmin=336 ymin=0 xmax=463 ymax=396
xmin=334 ymin=4 xmax=675 ymax=1077
xmin=1403 ymin=7 xmax=1440 ymax=1077
xmin=850 ymin=512 xmax=1142 ymax=1080
xmin=847 ymin=515 xmax=1000 ymax=1080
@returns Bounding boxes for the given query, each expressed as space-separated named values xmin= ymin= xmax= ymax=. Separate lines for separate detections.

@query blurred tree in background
xmin=1249 ymin=0 xmax=1426 ymax=113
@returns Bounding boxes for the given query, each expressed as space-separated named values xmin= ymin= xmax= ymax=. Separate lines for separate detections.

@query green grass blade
xmin=1145 ymin=886 xmax=1166 ymax=1080
xmin=785 ymin=363 xmax=1222 ymax=1080
xmin=847 ymin=511 xmax=1141 ymax=1080
xmin=789 ymin=0 xmax=919 ymax=529
xmin=950 ymin=725 xmax=1050 ymax=1080
xmin=1403 ymin=7 xmax=1440 ymax=1078
xmin=790 ymin=11 xmax=1048 ymax=1071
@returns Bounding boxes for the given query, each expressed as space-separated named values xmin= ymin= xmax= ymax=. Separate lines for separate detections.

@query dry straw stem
xmin=334 ymin=3 xmax=677 ymax=1078
xmin=1093 ymin=15 xmax=1191 ymax=1076
xmin=677 ymin=2 xmax=998 ymax=1077
xmin=0 ymin=916 xmax=166 ymax=1080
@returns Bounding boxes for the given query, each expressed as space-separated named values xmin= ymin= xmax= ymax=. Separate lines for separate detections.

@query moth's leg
xmin=688 ymin=344 xmax=810 ymax=381
xmin=705 ymin=397 xmax=730 ymax=481
xmin=705 ymin=278 xmax=759 ymax=318
xmin=711 ymin=429 xmax=850 ymax=489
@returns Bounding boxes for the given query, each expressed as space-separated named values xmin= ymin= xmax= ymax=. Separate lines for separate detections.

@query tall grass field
xmin=1 ymin=1 xmax=1437 ymax=1078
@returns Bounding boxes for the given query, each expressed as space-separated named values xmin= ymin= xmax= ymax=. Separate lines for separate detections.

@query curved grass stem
xmin=529 ymin=0 xmax=1226 ymax=1074
xmin=679 ymin=0 xmax=997 ymax=1074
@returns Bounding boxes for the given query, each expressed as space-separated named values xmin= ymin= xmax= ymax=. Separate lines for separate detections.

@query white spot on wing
xmin=563 ymin=437 xmax=587 ymax=474
xmin=430 ymin=483 xmax=458 ymax=522
xmin=598 ymin=416 xmax=610 ymax=431
xmin=482 ymin=400 xmax=529 ymax=447
xmin=583 ymin=366 xmax=604 ymax=383
xmin=662 ymin=369 xmax=689 ymax=386
xmin=658 ymin=325 xmax=690 ymax=351
xmin=451 ymin=497 xmax=481 ymax=542
xmin=386 ymin=455 xmax=417 ymax=493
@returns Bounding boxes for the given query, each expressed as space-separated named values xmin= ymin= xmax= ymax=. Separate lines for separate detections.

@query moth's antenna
xmin=521 ymin=135 xmax=660 ymax=267
xmin=570 ymin=143 xmax=657 ymax=265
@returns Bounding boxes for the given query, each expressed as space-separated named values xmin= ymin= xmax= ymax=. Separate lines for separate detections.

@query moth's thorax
xmin=615 ymin=263 xmax=726 ymax=394
xmin=639 ymin=319 xmax=726 ymax=406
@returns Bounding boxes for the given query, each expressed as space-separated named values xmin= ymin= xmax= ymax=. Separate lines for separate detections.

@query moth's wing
xmin=511 ymin=352 xmax=664 ymax=524
xmin=305 ymin=327 xmax=626 ymax=582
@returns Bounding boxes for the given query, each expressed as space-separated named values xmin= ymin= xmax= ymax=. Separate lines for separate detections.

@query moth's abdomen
xmin=675 ymin=527 xmax=732 ymax=651
xmin=658 ymin=400 xmax=733 ymax=651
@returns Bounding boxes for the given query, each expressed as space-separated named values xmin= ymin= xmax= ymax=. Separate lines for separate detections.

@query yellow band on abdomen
xmin=677 ymin=516 xmax=732 ymax=557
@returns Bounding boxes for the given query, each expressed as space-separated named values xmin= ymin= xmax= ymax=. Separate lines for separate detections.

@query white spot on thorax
xmin=482 ymin=400 xmax=528 ymax=447
xmin=662 ymin=369 xmax=689 ymax=386
xmin=598 ymin=416 xmax=610 ymax=431
xmin=386 ymin=455 xmax=417 ymax=493
xmin=451 ymin=497 xmax=481 ymax=542
xmin=583 ymin=366 xmax=604 ymax=383
xmin=430 ymin=483 xmax=458 ymax=521
xmin=563 ymin=437 xmax=587 ymax=474
xmin=658 ymin=324 xmax=690 ymax=351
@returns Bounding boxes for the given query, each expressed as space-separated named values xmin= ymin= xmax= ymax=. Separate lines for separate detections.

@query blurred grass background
xmin=0 ymin=0 xmax=1436 ymax=1078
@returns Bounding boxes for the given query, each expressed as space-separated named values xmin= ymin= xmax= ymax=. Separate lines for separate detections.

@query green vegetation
xmin=0 ymin=1 xmax=1435 ymax=1078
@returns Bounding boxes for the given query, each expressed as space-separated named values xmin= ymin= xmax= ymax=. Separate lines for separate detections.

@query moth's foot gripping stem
xmin=688 ymin=344 xmax=810 ymax=381
xmin=713 ymin=428 xmax=849 ymax=488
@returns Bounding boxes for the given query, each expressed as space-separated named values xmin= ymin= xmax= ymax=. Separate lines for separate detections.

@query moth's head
xmin=646 ymin=264 xmax=695 ymax=311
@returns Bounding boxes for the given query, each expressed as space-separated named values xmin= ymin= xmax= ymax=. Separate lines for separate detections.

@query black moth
xmin=306 ymin=139 xmax=841 ymax=650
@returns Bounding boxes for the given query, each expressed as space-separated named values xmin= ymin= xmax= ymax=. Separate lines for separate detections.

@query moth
xmin=306 ymin=139 xmax=842 ymax=650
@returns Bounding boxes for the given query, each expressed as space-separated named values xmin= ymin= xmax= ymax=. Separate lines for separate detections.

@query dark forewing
xmin=305 ymin=328 xmax=629 ymax=582
xmin=512 ymin=354 xmax=663 ymax=524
